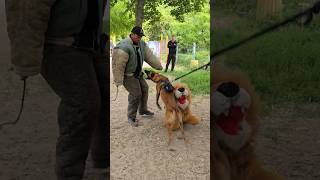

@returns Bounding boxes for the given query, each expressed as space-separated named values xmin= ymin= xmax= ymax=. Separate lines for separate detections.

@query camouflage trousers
xmin=123 ymin=75 xmax=149 ymax=119
xmin=41 ymin=44 xmax=109 ymax=180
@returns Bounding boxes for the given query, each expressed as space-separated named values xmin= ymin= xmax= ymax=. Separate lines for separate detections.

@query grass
xmin=214 ymin=11 xmax=320 ymax=109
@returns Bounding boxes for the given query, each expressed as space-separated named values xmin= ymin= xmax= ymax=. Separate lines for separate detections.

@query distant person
xmin=165 ymin=35 xmax=178 ymax=72
xmin=112 ymin=26 xmax=162 ymax=127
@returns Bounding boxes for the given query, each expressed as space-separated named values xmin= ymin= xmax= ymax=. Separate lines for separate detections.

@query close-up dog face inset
xmin=212 ymin=67 xmax=284 ymax=180
xmin=212 ymin=81 xmax=252 ymax=152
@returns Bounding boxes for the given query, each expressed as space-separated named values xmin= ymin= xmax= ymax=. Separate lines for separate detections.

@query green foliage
xmin=143 ymin=3 xmax=209 ymax=51
xmin=169 ymin=6 xmax=210 ymax=51
xmin=214 ymin=0 xmax=320 ymax=20
xmin=163 ymin=0 xmax=208 ymax=22
xmin=214 ymin=0 xmax=256 ymax=16
xmin=111 ymin=0 xmax=207 ymax=24
xmin=110 ymin=1 xmax=135 ymax=38
xmin=111 ymin=0 xmax=210 ymax=52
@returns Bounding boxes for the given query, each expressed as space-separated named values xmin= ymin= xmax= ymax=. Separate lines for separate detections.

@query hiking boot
xmin=128 ymin=117 xmax=139 ymax=127
xmin=139 ymin=110 xmax=154 ymax=116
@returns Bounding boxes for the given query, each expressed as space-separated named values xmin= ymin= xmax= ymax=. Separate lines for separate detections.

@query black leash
xmin=172 ymin=1 xmax=320 ymax=82
xmin=0 ymin=78 xmax=26 ymax=130
xmin=172 ymin=62 xmax=210 ymax=82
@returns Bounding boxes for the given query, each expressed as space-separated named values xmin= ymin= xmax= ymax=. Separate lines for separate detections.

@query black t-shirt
xmin=73 ymin=0 xmax=99 ymax=49
xmin=134 ymin=46 xmax=142 ymax=78
xmin=167 ymin=40 xmax=177 ymax=54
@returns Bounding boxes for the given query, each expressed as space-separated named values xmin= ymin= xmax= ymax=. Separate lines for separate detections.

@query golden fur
xmin=145 ymin=70 xmax=199 ymax=145
xmin=212 ymin=65 xmax=284 ymax=180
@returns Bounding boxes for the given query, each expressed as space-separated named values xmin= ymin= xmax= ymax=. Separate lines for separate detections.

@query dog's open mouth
xmin=216 ymin=106 xmax=244 ymax=135
xmin=212 ymin=82 xmax=252 ymax=135
xmin=177 ymin=95 xmax=186 ymax=104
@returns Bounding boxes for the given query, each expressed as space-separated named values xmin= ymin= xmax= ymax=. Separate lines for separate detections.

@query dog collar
xmin=159 ymin=80 xmax=174 ymax=92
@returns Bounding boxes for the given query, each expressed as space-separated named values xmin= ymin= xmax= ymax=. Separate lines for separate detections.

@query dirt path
xmin=110 ymin=76 xmax=211 ymax=180
xmin=256 ymin=104 xmax=320 ymax=180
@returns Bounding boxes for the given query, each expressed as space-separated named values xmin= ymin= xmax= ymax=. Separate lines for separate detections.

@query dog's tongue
xmin=178 ymin=95 xmax=186 ymax=104
xmin=216 ymin=106 xmax=244 ymax=135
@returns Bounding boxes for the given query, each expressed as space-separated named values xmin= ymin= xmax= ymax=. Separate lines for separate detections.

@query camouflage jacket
xmin=112 ymin=37 xmax=163 ymax=86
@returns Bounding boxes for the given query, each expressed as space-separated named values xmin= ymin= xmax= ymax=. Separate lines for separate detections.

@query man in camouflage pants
xmin=6 ymin=0 xmax=109 ymax=179
xmin=112 ymin=26 xmax=163 ymax=127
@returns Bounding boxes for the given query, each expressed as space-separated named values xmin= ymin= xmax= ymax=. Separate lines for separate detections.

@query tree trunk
xmin=256 ymin=0 xmax=282 ymax=21
xmin=135 ymin=0 xmax=145 ymax=27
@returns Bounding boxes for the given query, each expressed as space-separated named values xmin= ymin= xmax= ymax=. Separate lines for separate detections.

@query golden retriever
xmin=145 ymin=70 xmax=199 ymax=145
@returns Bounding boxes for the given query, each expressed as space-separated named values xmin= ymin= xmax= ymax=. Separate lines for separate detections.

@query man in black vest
xmin=165 ymin=35 xmax=178 ymax=72
xmin=6 ymin=0 xmax=109 ymax=179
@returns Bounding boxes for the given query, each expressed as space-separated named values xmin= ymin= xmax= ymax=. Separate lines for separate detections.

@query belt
xmin=125 ymin=73 xmax=143 ymax=79
xmin=125 ymin=73 xmax=134 ymax=77
xmin=45 ymin=36 xmax=75 ymax=47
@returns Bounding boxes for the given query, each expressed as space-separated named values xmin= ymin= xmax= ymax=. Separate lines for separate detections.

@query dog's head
xmin=145 ymin=70 xmax=166 ymax=82
xmin=145 ymin=70 xmax=174 ymax=92
xmin=212 ymin=66 xmax=259 ymax=152
xmin=174 ymin=83 xmax=191 ymax=110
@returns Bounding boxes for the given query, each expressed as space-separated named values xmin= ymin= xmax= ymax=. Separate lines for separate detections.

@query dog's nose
xmin=178 ymin=87 xmax=185 ymax=92
xmin=217 ymin=82 xmax=239 ymax=98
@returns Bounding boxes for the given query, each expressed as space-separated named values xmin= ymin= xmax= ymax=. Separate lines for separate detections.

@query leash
xmin=172 ymin=62 xmax=210 ymax=82
xmin=0 ymin=78 xmax=27 ymax=130
xmin=172 ymin=1 xmax=320 ymax=82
